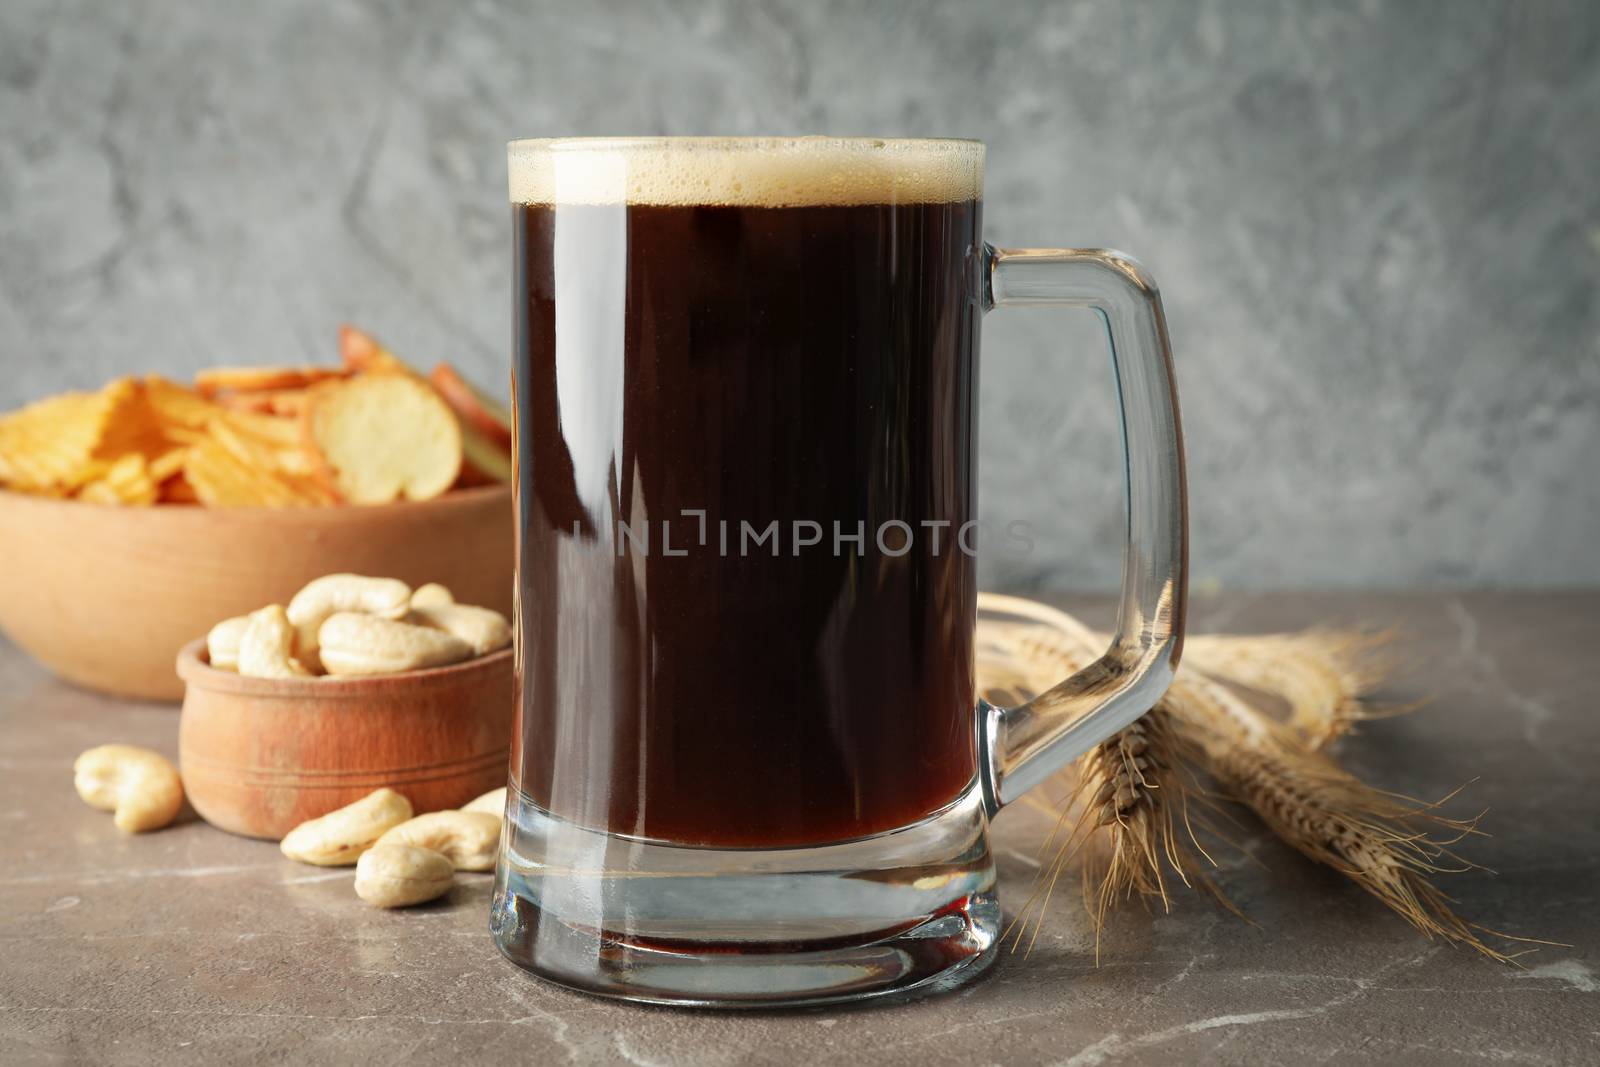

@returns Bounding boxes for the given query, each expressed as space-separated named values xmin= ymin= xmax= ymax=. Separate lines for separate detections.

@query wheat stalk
xmin=973 ymin=595 xmax=1544 ymax=964
xmin=1183 ymin=630 xmax=1399 ymax=749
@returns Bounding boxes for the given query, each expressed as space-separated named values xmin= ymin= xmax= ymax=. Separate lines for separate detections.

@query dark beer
xmin=511 ymin=141 xmax=984 ymax=847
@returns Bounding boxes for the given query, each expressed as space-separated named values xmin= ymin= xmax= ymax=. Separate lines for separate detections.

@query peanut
xmin=287 ymin=574 xmax=412 ymax=660
xmin=317 ymin=612 xmax=473 ymax=675
xmin=354 ymin=844 xmax=454 ymax=908
xmin=375 ymin=810 xmax=500 ymax=871
xmin=407 ymin=602 xmax=511 ymax=657
xmin=237 ymin=604 xmax=311 ymax=679
xmin=74 ymin=745 xmax=184 ymax=833
xmin=279 ymin=787 xmax=413 ymax=866
xmin=460 ymin=786 xmax=506 ymax=816
xmin=205 ymin=614 xmax=250 ymax=670
xmin=410 ymin=582 xmax=455 ymax=610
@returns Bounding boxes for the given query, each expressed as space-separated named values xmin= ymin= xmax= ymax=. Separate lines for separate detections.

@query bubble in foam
xmin=507 ymin=137 xmax=983 ymax=207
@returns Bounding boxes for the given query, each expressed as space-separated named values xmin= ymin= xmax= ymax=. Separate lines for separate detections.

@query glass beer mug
xmin=491 ymin=137 xmax=1186 ymax=1006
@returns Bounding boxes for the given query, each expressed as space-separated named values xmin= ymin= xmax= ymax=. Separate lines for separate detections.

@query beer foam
xmin=508 ymin=137 xmax=983 ymax=207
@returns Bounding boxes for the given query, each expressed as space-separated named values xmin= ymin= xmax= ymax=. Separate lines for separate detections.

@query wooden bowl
xmin=0 ymin=485 xmax=511 ymax=701
xmin=176 ymin=639 xmax=513 ymax=840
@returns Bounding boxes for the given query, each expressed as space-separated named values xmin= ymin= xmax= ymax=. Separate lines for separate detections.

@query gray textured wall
xmin=2 ymin=1 xmax=1596 ymax=590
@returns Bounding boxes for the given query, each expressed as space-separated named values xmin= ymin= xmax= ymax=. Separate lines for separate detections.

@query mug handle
xmin=977 ymin=245 xmax=1188 ymax=812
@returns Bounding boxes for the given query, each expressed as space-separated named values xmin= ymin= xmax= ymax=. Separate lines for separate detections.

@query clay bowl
xmin=176 ymin=639 xmax=513 ymax=840
xmin=0 ymin=484 xmax=511 ymax=701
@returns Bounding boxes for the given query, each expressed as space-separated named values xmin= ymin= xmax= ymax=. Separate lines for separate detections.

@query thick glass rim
xmin=506 ymin=136 xmax=984 ymax=154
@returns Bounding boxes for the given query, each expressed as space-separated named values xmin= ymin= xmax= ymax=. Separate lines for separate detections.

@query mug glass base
xmin=490 ymin=781 xmax=1000 ymax=1007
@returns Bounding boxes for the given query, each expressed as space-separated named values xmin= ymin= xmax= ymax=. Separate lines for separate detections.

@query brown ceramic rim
xmin=180 ymin=749 xmax=507 ymax=784
xmin=0 ymin=481 xmax=509 ymax=516
xmin=176 ymin=638 xmax=513 ymax=696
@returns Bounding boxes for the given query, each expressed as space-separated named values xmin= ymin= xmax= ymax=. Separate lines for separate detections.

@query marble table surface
xmin=1 ymin=592 xmax=1595 ymax=1065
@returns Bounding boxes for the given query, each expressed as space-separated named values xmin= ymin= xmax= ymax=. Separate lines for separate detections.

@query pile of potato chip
xmin=0 ymin=328 xmax=514 ymax=507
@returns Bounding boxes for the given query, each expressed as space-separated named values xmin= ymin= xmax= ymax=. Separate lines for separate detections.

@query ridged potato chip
xmin=194 ymin=366 xmax=345 ymax=396
xmin=214 ymin=388 xmax=310 ymax=417
xmin=208 ymin=415 xmax=316 ymax=478
xmin=430 ymin=362 xmax=513 ymax=451
xmin=95 ymin=384 xmax=177 ymax=464
xmin=218 ymin=408 xmax=302 ymax=448
xmin=0 ymin=379 xmax=134 ymax=493
xmin=148 ymin=447 xmax=188 ymax=484
xmin=143 ymin=375 xmax=224 ymax=430
xmin=78 ymin=453 xmax=159 ymax=506
xmin=184 ymin=429 xmax=333 ymax=507
xmin=161 ymin=472 xmax=200 ymax=504
xmin=338 ymin=325 xmax=412 ymax=375
xmin=3 ymin=326 xmax=511 ymax=510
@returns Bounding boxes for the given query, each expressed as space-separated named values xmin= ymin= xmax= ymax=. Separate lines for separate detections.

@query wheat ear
xmin=1162 ymin=669 xmax=1539 ymax=962
xmin=975 ymin=596 xmax=1228 ymax=957
xmin=1003 ymin=708 xmax=1230 ymax=961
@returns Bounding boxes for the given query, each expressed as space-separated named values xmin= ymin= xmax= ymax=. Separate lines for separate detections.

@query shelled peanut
xmin=204 ymin=574 xmax=510 ymax=679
